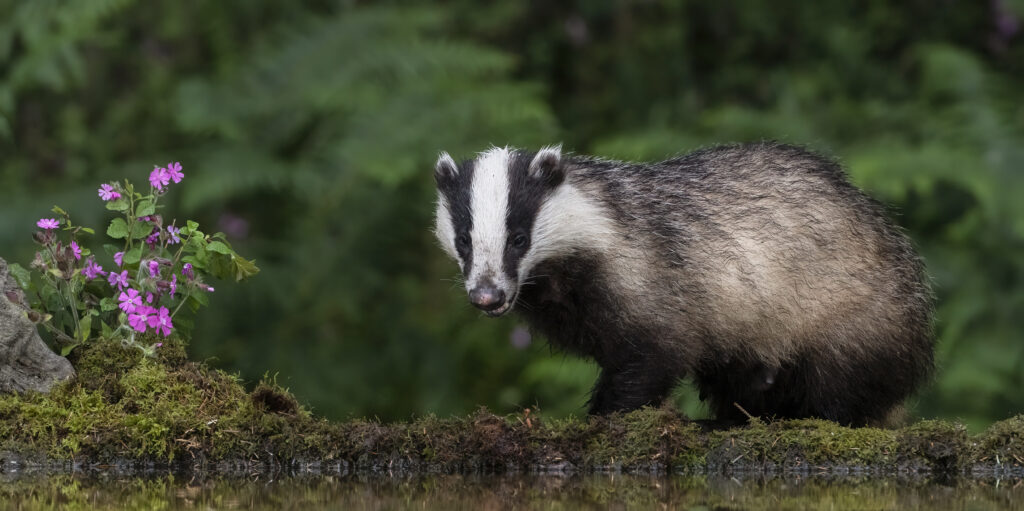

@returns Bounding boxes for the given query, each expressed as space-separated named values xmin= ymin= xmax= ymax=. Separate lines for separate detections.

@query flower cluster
xmin=9 ymin=161 xmax=259 ymax=356
xmin=148 ymin=162 xmax=184 ymax=191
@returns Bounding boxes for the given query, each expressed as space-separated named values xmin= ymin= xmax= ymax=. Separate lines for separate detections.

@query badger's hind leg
xmin=697 ymin=346 xmax=930 ymax=427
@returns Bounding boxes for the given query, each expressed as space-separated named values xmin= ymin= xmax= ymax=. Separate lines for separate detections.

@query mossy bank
xmin=0 ymin=339 xmax=1021 ymax=477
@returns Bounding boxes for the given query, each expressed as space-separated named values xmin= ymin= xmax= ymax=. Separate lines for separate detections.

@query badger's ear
xmin=528 ymin=144 xmax=563 ymax=184
xmin=434 ymin=152 xmax=459 ymax=182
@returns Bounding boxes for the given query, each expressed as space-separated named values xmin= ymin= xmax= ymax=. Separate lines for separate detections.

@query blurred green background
xmin=1 ymin=0 xmax=1022 ymax=430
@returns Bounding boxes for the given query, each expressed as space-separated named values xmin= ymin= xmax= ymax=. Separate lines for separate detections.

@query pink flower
xmin=98 ymin=184 xmax=121 ymax=201
xmin=69 ymin=241 xmax=82 ymax=260
xmin=182 ymin=263 xmax=194 ymax=280
xmin=36 ymin=218 xmax=59 ymax=230
xmin=108 ymin=270 xmax=129 ymax=290
xmin=128 ymin=306 xmax=155 ymax=333
xmin=169 ymin=274 xmax=178 ymax=298
xmin=155 ymin=342 xmax=164 ymax=348
xmin=166 ymin=162 xmax=184 ymax=183
xmin=114 ymin=252 xmax=124 ymax=267
xmin=149 ymin=167 xmax=170 ymax=190
xmin=147 ymin=260 xmax=160 ymax=278
xmin=118 ymin=288 xmax=142 ymax=313
xmin=146 ymin=292 xmax=154 ymax=304
xmin=149 ymin=306 xmax=173 ymax=337
xmin=80 ymin=258 xmax=106 ymax=280
xmin=145 ymin=228 xmax=160 ymax=247
xmin=167 ymin=225 xmax=181 ymax=244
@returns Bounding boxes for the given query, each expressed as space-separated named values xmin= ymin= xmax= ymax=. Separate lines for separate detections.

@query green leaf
xmin=101 ymin=321 xmax=113 ymax=339
xmin=51 ymin=205 xmax=67 ymax=216
xmin=78 ymin=315 xmax=92 ymax=342
xmin=107 ymin=218 xmax=130 ymax=239
xmin=100 ymin=297 xmax=119 ymax=312
xmin=186 ymin=220 xmax=199 ymax=231
xmin=8 ymin=263 xmax=32 ymax=291
xmin=60 ymin=343 xmax=80 ymax=357
xmin=123 ymin=246 xmax=144 ymax=265
xmin=135 ymin=199 xmax=156 ymax=217
xmin=207 ymin=241 xmax=232 ymax=255
xmin=233 ymin=257 xmax=260 ymax=281
xmin=79 ymin=227 xmax=95 ymax=235
xmin=130 ymin=220 xmax=153 ymax=240
xmin=105 ymin=197 xmax=130 ymax=212
xmin=208 ymin=258 xmax=230 ymax=280
xmin=189 ymin=291 xmax=209 ymax=308
xmin=181 ymin=254 xmax=206 ymax=269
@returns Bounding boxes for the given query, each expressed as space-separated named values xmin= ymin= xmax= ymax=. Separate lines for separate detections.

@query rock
xmin=0 ymin=257 xmax=75 ymax=394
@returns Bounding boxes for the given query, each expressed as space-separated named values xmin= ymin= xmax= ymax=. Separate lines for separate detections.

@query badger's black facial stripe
xmin=437 ymin=159 xmax=475 ymax=275
xmin=503 ymin=150 xmax=557 ymax=280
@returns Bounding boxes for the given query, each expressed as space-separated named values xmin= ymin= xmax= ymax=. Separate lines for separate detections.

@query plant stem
xmin=37 ymin=320 xmax=78 ymax=345
xmin=64 ymin=279 xmax=82 ymax=341
xmin=170 ymin=289 xmax=192 ymax=319
xmin=40 ymin=245 xmax=76 ymax=339
xmin=123 ymin=186 xmax=135 ymax=253
xmin=170 ymin=228 xmax=195 ymax=269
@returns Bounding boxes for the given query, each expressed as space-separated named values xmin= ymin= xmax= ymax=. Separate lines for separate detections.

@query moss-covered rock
xmin=1 ymin=338 xmax=1023 ymax=477
xmin=0 ymin=337 xmax=328 ymax=463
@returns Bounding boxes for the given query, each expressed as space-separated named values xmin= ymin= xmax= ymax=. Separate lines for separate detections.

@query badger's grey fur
xmin=433 ymin=142 xmax=934 ymax=426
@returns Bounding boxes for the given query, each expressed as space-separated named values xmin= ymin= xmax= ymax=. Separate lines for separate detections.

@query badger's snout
xmin=469 ymin=284 xmax=507 ymax=313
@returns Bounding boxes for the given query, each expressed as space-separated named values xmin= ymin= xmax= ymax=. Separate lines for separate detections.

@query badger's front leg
xmin=587 ymin=357 xmax=679 ymax=415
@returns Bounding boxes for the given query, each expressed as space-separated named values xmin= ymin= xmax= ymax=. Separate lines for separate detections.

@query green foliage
xmin=10 ymin=172 xmax=258 ymax=354
xmin=1 ymin=0 xmax=1022 ymax=428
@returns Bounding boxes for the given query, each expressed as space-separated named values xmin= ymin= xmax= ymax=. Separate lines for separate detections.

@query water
xmin=2 ymin=473 xmax=1022 ymax=510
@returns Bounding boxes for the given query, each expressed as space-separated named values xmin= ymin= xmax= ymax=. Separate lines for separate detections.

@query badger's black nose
xmin=469 ymin=286 xmax=506 ymax=311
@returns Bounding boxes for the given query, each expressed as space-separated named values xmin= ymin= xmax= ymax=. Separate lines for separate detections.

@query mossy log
xmin=0 ymin=339 xmax=1022 ymax=478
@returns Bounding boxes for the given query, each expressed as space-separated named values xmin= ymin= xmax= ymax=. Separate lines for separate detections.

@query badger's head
xmin=433 ymin=146 xmax=565 ymax=317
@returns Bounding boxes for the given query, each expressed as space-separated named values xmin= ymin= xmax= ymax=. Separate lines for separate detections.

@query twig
xmin=733 ymin=402 xmax=756 ymax=422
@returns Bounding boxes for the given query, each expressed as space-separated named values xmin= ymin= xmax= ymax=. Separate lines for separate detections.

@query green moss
xmin=897 ymin=419 xmax=969 ymax=471
xmin=575 ymin=408 xmax=702 ymax=469
xmin=708 ymin=419 xmax=901 ymax=469
xmin=2 ymin=339 xmax=1024 ymax=474
xmin=975 ymin=415 xmax=1024 ymax=468
xmin=0 ymin=338 xmax=332 ymax=462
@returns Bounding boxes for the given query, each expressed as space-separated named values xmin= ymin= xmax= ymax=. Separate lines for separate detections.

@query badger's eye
xmin=456 ymin=234 xmax=470 ymax=249
xmin=511 ymin=233 xmax=529 ymax=249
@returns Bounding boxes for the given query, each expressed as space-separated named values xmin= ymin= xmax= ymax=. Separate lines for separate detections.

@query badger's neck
xmin=522 ymin=181 xmax=619 ymax=270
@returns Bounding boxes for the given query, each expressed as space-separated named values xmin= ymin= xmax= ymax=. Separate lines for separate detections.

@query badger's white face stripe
xmin=434 ymin=196 xmax=459 ymax=263
xmin=467 ymin=147 xmax=512 ymax=291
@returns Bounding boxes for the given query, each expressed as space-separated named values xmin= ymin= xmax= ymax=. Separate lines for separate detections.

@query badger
xmin=433 ymin=142 xmax=934 ymax=426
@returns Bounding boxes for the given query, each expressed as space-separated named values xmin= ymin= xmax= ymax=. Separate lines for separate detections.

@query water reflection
xmin=1 ymin=472 xmax=1022 ymax=510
